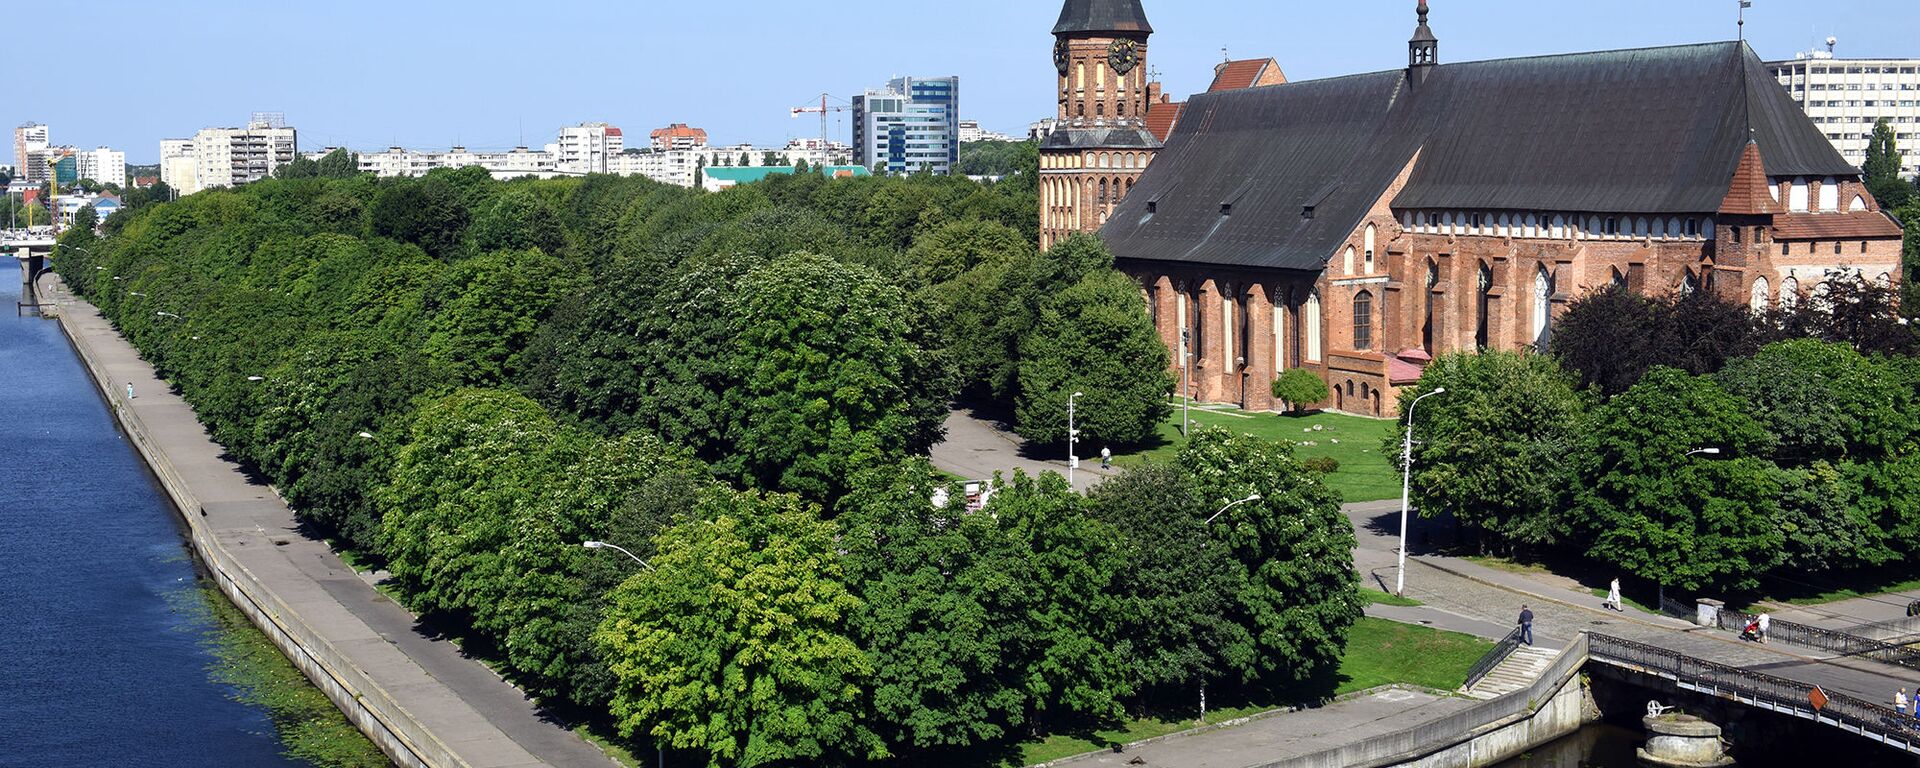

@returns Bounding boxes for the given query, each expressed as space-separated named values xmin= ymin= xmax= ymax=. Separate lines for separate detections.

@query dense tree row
xmin=53 ymin=164 xmax=1353 ymax=765
xmin=1400 ymin=279 xmax=1920 ymax=596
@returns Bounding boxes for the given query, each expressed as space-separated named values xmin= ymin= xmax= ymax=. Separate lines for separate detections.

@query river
xmin=0 ymin=297 xmax=305 ymax=767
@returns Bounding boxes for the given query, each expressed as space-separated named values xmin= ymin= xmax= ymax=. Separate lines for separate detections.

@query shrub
xmin=1301 ymin=456 xmax=1340 ymax=474
xmin=1271 ymin=368 xmax=1330 ymax=414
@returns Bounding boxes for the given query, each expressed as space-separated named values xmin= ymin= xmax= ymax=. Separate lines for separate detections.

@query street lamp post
xmin=1067 ymin=391 xmax=1084 ymax=487
xmin=1181 ymin=328 xmax=1192 ymax=437
xmin=582 ymin=540 xmax=655 ymax=572
xmin=1395 ymin=387 xmax=1447 ymax=596
xmin=1204 ymin=493 xmax=1262 ymax=525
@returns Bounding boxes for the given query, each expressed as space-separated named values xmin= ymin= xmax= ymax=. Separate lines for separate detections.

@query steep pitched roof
xmin=1145 ymin=101 xmax=1185 ymax=142
xmin=1101 ymin=41 xmax=1858 ymax=271
xmin=1718 ymin=141 xmax=1776 ymax=215
xmin=1053 ymin=0 xmax=1152 ymax=35
xmin=1209 ymin=59 xmax=1287 ymax=92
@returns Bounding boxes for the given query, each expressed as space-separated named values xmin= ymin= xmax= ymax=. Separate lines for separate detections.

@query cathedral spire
xmin=1409 ymin=0 xmax=1438 ymax=80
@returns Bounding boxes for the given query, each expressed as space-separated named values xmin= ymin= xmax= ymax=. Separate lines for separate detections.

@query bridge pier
xmin=16 ymin=254 xmax=47 ymax=315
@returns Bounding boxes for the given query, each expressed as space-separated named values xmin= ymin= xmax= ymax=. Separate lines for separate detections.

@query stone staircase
xmin=1461 ymin=644 xmax=1561 ymax=700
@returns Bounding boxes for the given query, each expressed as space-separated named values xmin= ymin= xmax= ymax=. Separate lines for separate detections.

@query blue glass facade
xmin=852 ymin=76 xmax=960 ymax=175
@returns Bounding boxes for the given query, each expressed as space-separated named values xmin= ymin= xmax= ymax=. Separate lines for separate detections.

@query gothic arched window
xmin=1475 ymin=262 xmax=1493 ymax=349
xmin=1353 ymin=291 xmax=1374 ymax=351
xmin=1532 ymin=264 xmax=1554 ymax=350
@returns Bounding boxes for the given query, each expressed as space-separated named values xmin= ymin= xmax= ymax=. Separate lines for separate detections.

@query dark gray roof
xmin=1053 ymin=0 xmax=1152 ymax=36
xmin=1043 ymin=125 xmax=1162 ymax=150
xmin=1101 ymin=41 xmax=1858 ymax=272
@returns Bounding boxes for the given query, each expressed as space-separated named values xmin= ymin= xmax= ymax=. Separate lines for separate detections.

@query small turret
xmin=1409 ymin=0 xmax=1438 ymax=82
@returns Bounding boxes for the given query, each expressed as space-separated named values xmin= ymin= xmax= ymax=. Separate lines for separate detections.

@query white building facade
xmin=555 ymin=122 xmax=624 ymax=175
xmin=1768 ymin=52 xmax=1920 ymax=178
xmin=357 ymin=146 xmax=559 ymax=179
xmin=14 ymin=123 xmax=49 ymax=182
xmin=159 ymin=139 xmax=197 ymax=194
xmin=75 ymin=147 xmax=126 ymax=186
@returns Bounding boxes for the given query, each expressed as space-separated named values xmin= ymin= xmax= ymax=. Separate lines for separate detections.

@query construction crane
xmin=790 ymin=93 xmax=850 ymax=169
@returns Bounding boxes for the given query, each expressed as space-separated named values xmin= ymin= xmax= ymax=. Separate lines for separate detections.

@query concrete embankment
xmin=48 ymin=278 xmax=610 ymax=768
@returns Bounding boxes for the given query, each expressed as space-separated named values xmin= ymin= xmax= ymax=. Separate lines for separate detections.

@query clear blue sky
xmin=11 ymin=0 xmax=1918 ymax=164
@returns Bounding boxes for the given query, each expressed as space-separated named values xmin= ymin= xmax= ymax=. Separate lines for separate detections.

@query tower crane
xmin=790 ymin=93 xmax=850 ymax=168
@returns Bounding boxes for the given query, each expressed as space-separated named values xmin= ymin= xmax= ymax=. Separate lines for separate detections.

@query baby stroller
xmin=1741 ymin=618 xmax=1763 ymax=642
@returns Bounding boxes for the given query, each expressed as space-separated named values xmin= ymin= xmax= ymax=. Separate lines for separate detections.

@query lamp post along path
xmin=1068 ymin=391 xmax=1084 ymax=487
xmin=1396 ymin=387 xmax=1446 ymax=596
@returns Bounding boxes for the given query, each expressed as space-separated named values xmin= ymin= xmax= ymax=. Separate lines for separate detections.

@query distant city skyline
xmin=9 ymin=0 xmax=1918 ymax=164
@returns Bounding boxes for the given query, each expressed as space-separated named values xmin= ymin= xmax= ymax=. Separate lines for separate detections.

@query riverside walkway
xmin=45 ymin=278 xmax=613 ymax=768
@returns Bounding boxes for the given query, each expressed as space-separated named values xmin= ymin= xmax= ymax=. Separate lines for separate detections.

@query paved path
xmin=931 ymin=408 xmax=1115 ymax=492
xmin=1762 ymin=590 xmax=1920 ymax=630
xmin=47 ymin=280 xmax=613 ymax=768
xmin=1342 ymin=501 xmax=1920 ymax=709
xmin=1051 ymin=688 xmax=1475 ymax=768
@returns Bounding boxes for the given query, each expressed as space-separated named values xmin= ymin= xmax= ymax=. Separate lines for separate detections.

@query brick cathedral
xmin=1039 ymin=0 xmax=1906 ymax=417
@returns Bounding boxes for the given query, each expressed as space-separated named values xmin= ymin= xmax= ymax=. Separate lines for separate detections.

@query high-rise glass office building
xmin=853 ymin=76 xmax=960 ymax=175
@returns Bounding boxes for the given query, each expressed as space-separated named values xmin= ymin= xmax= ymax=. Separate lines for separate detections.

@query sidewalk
xmin=931 ymin=408 xmax=1116 ymax=492
xmin=47 ymin=281 xmax=613 ymax=768
xmin=1049 ymin=687 xmax=1476 ymax=768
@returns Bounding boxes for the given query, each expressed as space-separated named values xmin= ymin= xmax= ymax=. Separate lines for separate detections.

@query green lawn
xmin=1362 ymin=587 xmax=1424 ymax=607
xmin=1763 ymin=575 xmax=1920 ymax=606
xmin=1016 ymin=617 xmax=1490 ymax=765
xmin=1114 ymin=404 xmax=1400 ymax=503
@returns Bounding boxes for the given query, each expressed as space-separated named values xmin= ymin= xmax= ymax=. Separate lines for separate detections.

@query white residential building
xmin=555 ymin=122 xmax=624 ymax=175
xmin=159 ymin=139 xmax=198 ymax=194
xmin=1768 ymin=49 xmax=1920 ymax=178
xmin=357 ymin=146 xmax=559 ymax=179
xmin=15 ymin=123 xmax=49 ymax=182
xmin=958 ymin=120 xmax=1014 ymax=143
xmin=75 ymin=147 xmax=126 ymax=186
xmin=166 ymin=117 xmax=299 ymax=192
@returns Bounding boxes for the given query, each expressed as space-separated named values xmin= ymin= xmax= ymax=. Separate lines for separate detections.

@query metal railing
xmin=1590 ymin=633 xmax=1920 ymax=752
xmin=1463 ymin=626 xmax=1525 ymax=691
xmin=1250 ymin=635 xmax=1591 ymax=768
xmin=1658 ymin=593 xmax=1696 ymax=619
xmin=1714 ymin=607 xmax=1920 ymax=671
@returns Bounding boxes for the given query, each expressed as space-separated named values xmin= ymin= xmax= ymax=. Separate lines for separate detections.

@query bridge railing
xmin=1844 ymin=614 xmax=1920 ymax=645
xmin=1589 ymin=633 xmax=1920 ymax=748
xmin=1714 ymin=607 xmax=1920 ymax=671
xmin=1462 ymin=626 xmax=1525 ymax=691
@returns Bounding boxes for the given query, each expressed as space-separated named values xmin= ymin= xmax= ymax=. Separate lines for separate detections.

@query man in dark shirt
xmin=1519 ymin=605 xmax=1534 ymax=646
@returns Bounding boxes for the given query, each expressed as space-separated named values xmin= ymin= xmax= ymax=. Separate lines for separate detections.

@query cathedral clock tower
xmin=1039 ymin=0 xmax=1162 ymax=249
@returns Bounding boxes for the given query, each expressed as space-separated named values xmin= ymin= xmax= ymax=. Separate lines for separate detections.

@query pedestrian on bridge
xmin=1605 ymin=578 xmax=1623 ymax=612
xmin=1518 ymin=605 xmax=1534 ymax=646
xmin=1896 ymin=687 xmax=1908 ymax=715
xmin=1757 ymin=612 xmax=1770 ymax=644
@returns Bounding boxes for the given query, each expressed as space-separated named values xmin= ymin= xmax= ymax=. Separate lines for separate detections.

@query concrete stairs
xmin=1461 ymin=645 xmax=1560 ymax=700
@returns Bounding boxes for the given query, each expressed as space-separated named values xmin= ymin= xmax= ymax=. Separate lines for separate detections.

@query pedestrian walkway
xmin=46 ymin=280 xmax=612 ymax=768
xmin=1049 ymin=687 xmax=1476 ymax=768
xmin=930 ymin=408 xmax=1115 ymax=492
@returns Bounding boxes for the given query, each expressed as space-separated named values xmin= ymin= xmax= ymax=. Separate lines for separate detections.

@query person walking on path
xmin=1100 ymin=446 xmax=1111 ymax=470
xmin=125 ymin=382 xmax=135 ymax=399
xmin=1605 ymin=578 xmax=1623 ymax=612
xmin=1518 ymin=605 xmax=1535 ymax=646
xmin=1757 ymin=612 xmax=1771 ymax=644
xmin=1896 ymin=688 xmax=1908 ymax=715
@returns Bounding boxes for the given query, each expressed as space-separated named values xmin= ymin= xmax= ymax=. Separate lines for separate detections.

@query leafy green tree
xmin=316 ymin=149 xmax=361 ymax=179
xmin=1865 ymin=118 xmax=1912 ymax=210
xmin=595 ymin=488 xmax=882 ymax=767
xmin=1714 ymin=339 xmax=1916 ymax=462
xmin=904 ymin=219 xmax=1031 ymax=287
xmin=836 ymin=460 xmax=1033 ymax=754
xmin=70 ymin=203 xmax=99 ymax=233
xmin=1271 ymin=368 xmax=1330 ymax=414
xmin=940 ymin=232 xmax=1111 ymax=405
xmin=377 ymin=389 xmax=579 ymax=624
xmin=1573 ymin=368 xmax=1783 ymax=594
xmin=1176 ymin=428 xmax=1360 ymax=685
xmin=1087 ymin=463 xmax=1251 ymax=699
xmin=955 ymin=140 xmax=1038 ymax=177
xmin=1554 ymin=285 xmax=1760 ymax=394
xmin=421 ymin=248 xmax=570 ymax=386
xmin=986 ymin=471 xmax=1132 ymax=728
xmin=648 ymin=252 xmax=953 ymax=500
xmin=1015 ymin=269 xmax=1173 ymax=446
xmin=1396 ymin=351 xmax=1586 ymax=551
xmin=370 ymin=176 xmax=471 ymax=258
xmin=469 ymin=187 xmax=566 ymax=255
xmin=276 ymin=154 xmax=320 ymax=180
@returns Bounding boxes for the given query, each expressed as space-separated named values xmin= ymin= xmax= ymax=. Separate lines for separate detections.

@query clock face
xmin=1054 ymin=40 xmax=1070 ymax=76
xmin=1108 ymin=39 xmax=1139 ymax=75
